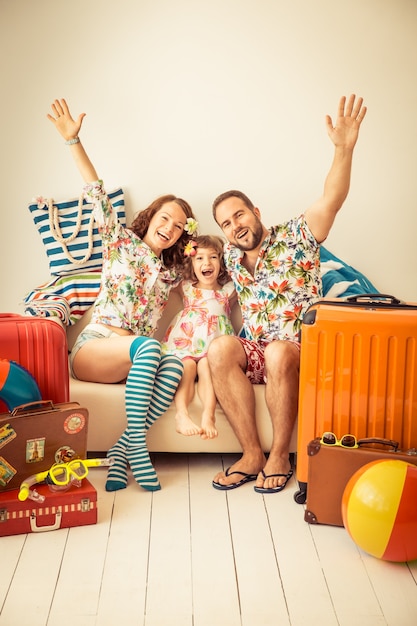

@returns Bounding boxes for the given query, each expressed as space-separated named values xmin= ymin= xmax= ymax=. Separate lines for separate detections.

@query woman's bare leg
xmin=72 ymin=335 xmax=137 ymax=383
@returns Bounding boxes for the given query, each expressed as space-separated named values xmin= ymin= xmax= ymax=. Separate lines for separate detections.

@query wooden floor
xmin=1 ymin=453 xmax=417 ymax=626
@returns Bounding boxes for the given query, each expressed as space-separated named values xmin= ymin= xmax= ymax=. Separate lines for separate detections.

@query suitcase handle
xmin=357 ymin=437 xmax=399 ymax=452
xmin=11 ymin=400 xmax=55 ymax=417
xmin=30 ymin=509 xmax=62 ymax=532
xmin=346 ymin=293 xmax=402 ymax=305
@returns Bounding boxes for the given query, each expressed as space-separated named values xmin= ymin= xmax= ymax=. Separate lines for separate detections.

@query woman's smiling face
xmin=143 ymin=201 xmax=187 ymax=256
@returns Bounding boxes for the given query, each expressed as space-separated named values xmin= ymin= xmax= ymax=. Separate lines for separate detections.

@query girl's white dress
xmin=161 ymin=280 xmax=235 ymax=360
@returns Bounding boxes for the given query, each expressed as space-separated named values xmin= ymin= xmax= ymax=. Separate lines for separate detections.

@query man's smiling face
xmin=215 ymin=197 xmax=264 ymax=251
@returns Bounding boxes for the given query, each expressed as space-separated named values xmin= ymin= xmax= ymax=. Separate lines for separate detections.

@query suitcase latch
xmin=0 ymin=508 xmax=7 ymax=523
xmin=81 ymin=498 xmax=91 ymax=513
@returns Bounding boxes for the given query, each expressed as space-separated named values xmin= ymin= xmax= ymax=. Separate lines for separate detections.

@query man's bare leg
xmin=174 ymin=359 xmax=202 ymax=436
xmin=255 ymin=340 xmax=300 ymax=491
xmin=208 ymin=336 xmax=265 ymax=487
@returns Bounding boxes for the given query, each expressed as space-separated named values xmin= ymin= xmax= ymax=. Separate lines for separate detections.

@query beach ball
xmin=0 ymin=359 xmax=42 ymax=411
xmin=342 ymin=459 xmax=417 ymax=562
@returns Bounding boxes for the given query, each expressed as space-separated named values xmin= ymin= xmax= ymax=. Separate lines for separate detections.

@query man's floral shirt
xmin=84 ymin=181 xmax=180 ymax=336
xmin=224 ymin=215 xmax=322 ymax=344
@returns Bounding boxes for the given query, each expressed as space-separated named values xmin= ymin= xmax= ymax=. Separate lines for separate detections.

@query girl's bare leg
xmin=174 ymin=359 xmax=202 ymax=436
xmin=196 ymin=357 xmax=218 ymax=439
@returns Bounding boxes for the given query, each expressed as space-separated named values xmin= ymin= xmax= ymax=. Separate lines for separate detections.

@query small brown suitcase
xmin=0 ymin=478 xmax=97 ymax=536
xmin=305 ymin=437 xmax=417 ymax=527
xmin=0 ymin=401 xmax=88 ymax=492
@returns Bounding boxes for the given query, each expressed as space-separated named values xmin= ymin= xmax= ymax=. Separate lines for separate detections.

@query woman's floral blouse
xmin=84 ymin=180 xmax=181 ymax=336
xmin=224 ymin=215 xmax=321 ymax=343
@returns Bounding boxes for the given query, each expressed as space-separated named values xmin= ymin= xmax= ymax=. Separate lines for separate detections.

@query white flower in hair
xmin=184 ymin=217 xmax=199 ymax=236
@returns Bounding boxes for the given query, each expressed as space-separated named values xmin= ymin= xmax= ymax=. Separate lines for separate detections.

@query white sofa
xmin=67 ymin=293 xmax=298 ymax=454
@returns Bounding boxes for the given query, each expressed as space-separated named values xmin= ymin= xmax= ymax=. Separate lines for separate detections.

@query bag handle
xmin=346 ymin=294 xmax=402 ymax=305
xmin=48 ymin=196 xmax=95 ymax=265
xmin=11 ymin=400 xmax=55 ymax=417
xmin=30 ymin=509 xmax=62 ymax=532
xmin=357 ymin=437 xmax=399 ymax=452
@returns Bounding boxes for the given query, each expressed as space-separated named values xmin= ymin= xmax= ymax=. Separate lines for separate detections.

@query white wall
xmin=1 ymin=0 xmax=416 ymax=313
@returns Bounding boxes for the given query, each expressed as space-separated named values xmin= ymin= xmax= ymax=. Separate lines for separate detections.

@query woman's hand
xmin=47 ymin=98 xmax=86 ymax=142
xmin=47 ymin=98 xmax=99 ymax=183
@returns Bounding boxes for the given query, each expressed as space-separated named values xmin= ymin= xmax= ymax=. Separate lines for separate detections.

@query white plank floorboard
xmin=227 ymin=479 xmax=291 ymax=625
xmin=408 ymin=559 xmax=417 ymax=583
xmin=360 ymin=554 xmax=417 ymax=626
xmin=95 ymin=478 xmax=152 ymax=626
xmin=47 ymin=470 xmax=114 ymax=626
xmin=188 ymin=454 xmax=242 ymax=626
xmin=264 ymin=474 xmax=339 ymax=626
xmin=0 ymin=535 xmax=26 ymax=608
xmin=0 ymin=453 xmax=416 ymax=626
xmin=0 ymin=530 xmax=69 ymax=626
xmin=145 ymin=454 xmax=194 ymax=625
xmin=309 ymin=522 xmax=386 ymax=626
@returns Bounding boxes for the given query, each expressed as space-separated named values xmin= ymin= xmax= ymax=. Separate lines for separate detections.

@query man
xmin=208 ymin=94 xmax=367 ymax=493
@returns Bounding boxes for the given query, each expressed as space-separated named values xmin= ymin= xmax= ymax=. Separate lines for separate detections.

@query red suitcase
xmin=0 ymin=478 xmax=97 ymax=536
xmin=0 ymin=313 xmax=69 ymax=412
xmin=295 ymin=294 xmax=417 ymax=504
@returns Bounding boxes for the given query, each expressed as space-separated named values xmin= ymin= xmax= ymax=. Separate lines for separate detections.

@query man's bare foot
xmin=175 ymin=411 xmax=202 ymax=436
xmin=213 ymin=451 xmax=265 ymax=488
xmin=200 ymin=414 xmax=218 ymax=439
xmin=254 ymin=453 xmax=292 ymax=491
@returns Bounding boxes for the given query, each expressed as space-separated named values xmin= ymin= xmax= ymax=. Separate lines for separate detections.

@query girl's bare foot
xmin=200 ymin=414 xmax=218 ymax=439
xmin=175 ymin=411 xmax=202 ymax=436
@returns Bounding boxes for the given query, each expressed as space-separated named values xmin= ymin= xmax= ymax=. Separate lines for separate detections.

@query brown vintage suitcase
xmin=0 ymin=478 xmax=97 ymax=536
xmin=0 ymin=401 xmax=88 ymax=492
xmin=295 ymin=294 xmax=417 ymax=504
xmin=305 ymin=437 xmax=417 ymax=527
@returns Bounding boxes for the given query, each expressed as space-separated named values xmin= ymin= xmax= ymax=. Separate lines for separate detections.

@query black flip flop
xmin=212 ymin=467 xmax=258 ymax=491
xmin=254 ymin=468 xmax=294 ymax=494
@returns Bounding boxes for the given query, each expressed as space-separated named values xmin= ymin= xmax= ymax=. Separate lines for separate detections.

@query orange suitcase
xmin=294 ymin=294 xmax=417 ymax=504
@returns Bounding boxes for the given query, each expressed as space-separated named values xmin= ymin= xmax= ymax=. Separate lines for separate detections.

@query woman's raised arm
xmin=47 ymin=98 xmax=99 ymax=184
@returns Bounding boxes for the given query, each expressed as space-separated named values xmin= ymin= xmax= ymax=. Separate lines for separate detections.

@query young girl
xmin=161 ymin=235 xmax=236 ymax=438
xmin=47 ymin=98 xmax=198 ymax=493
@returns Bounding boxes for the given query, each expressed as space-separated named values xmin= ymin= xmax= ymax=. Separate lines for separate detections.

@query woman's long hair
xmin=130 ymin=194 xmax=196 ymax=269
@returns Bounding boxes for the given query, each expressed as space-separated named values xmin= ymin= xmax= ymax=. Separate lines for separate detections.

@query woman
xmin=47 ymin=98 xmax=198 ymax=493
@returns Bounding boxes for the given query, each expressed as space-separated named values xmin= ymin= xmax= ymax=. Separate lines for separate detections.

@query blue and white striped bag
xmin=28 ymin=188 xmax=125 ymax=275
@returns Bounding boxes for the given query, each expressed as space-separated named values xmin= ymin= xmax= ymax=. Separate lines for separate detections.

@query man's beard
xmin=233 ymin=218 xmax=264 ymax=251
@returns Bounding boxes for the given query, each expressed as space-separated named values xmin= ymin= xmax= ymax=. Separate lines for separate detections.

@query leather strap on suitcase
xmin=304 ymin=437 xmax=417 ymax=527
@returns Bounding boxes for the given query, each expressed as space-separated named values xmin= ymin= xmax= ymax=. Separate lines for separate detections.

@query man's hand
xmin=325 ymin=94 xmax=367 ymax=150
